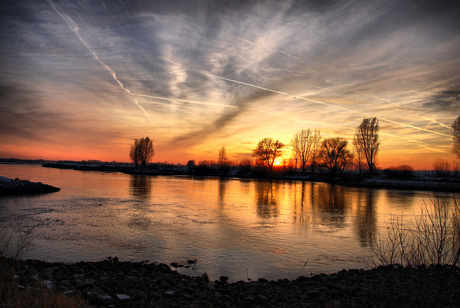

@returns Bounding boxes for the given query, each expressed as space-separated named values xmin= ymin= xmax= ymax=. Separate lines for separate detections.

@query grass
xmin=372 ymin=193 xmax=460 ymax=267
xmin=0 ymin=227 xmax=86 ymax=307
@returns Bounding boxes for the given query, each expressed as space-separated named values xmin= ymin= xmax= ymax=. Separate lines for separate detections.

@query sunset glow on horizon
xmin=1 ymin=0 xmax=459 ymax=170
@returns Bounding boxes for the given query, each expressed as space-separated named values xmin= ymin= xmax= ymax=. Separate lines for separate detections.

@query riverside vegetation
xmin=0 ymin=194 xmax=459 ymax=307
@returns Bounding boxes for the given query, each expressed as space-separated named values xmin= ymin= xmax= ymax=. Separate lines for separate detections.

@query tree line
xmin=129 ymin=115 xmax=460 ymax=174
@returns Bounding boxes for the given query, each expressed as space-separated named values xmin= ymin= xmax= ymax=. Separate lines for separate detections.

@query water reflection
xmin=313 ymin=184 xmax=349 ymax=227
xmin=387 ymin=191 xmax=416 ymax=209
xmin=255 ymin=181 xmax=279 ymax=218
xmin=354 ymin=189 xmax=377 ymax=247
xmin=129 ymin=175 xmax=151 ymax=198
xmin=218 ymin=178 xmax=227 ymax=206
xmin=291 ymin=182 xmax=311 ymax=224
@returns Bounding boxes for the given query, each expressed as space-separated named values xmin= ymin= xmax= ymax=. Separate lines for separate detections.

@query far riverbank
xmin=40 ymin=161 xmax=460 ymax=193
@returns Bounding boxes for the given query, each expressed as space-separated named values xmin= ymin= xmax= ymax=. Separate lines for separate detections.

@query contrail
xmin=133 ymin=93 xmax=242 ymax=109
xmin=211 ymin=74 xmax=452 ymax=138
xmin=210 ymin=74 xmax=349 ymax=112
xmin=379 ymin=118 xmax=452 ymax=138
xmin=46 ymin=0 xmax=155 ymax=126
xmin=356 ymin=91 xmax=453 ymax=131
xmin=380 ymin=132 xmax=446 ymax=153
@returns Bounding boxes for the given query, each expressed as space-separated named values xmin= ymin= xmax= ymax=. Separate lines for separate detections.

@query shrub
xmin=433 ymin=158 xmax=451 ymax=177
xmin=373 ymin=193 xmax=460 ymax=266
xmin=383 ymin=165 xmax=414 ymax=178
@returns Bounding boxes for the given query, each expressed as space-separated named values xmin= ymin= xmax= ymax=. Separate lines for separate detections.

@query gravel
xmin=3 ymin=257 xmax=460 ymax=307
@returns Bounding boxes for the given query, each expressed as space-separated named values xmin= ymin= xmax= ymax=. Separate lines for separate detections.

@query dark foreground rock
xmin=2 ymin=257 xmax=459 ymax=307
xmin=0 ymin=177 xmax=60 ymax=195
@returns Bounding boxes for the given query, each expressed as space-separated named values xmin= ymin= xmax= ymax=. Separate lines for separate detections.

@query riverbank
xmin=2 ymin=257 xmax=459 ymax=307
xmin=0 ymin=176 xmax=60 ymax=195
xmin=41 ymin=162 xmax=460 ymax=193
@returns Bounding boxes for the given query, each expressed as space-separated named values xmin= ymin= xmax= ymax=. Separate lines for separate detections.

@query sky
xmin=1 ymin=0 xmax=459 ymax=169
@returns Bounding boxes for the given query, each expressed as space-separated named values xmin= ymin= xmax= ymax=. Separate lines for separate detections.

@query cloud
xmin=1 ymin=0 xmax=459 ymax=164
xmin=0 ymin=83 xmax=61 ymax=142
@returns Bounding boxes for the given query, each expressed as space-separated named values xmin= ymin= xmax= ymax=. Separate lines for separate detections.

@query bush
xmin=373 ymin=193 xmax=460 ymax=266
xmin=383 ymin=165 xmax=414 ymax=178
xmin=433 ymin=158 xmax=451 ymax=177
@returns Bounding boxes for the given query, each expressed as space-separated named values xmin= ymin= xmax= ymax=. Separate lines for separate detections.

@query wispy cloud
xmin=1 ymin=0 xmax=459 ymax=165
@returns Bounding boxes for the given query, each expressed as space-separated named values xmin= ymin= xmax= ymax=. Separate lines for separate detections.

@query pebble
xmin=4 ymin=258 xmax=460 ymax=307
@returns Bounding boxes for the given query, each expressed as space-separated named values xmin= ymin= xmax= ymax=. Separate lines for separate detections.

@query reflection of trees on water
xmin=128 ymin=175 xmax=152 ymax=230
xmin=290 ymin=182 xmax=378 ymax=246
xmin=354 ymin=189 xmax=377 ymax=247
xmin=255 ymin=181 xmax=279 ymax=218
xmin=218 ymin=178 xmax=227 ymax=206
xmin=313 ymin=184 xmax=349 ymax=227
xmin=129 ymin=175 xmax=151 ymax=199
xmin=386 ymin=191 xmax=416 ymax=209
xmin=292 ymin=181 xmax=310 ymax=223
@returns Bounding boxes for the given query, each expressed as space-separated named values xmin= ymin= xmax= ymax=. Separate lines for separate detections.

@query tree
xmin=218 ymin=147 xmax=228 ymax=169
xmin=353 ymin=135 xmax=365 ymax=174
xmin=354 ymin=117 xmax=380 ymax=174
xmin=319 ymin=137 xmax=354 ymax=174
xmin=453 ymin=115 xmax=460 ymax=159
xmin=129 ymin=137 xmax=154 ymax=167
xmin=291 ymin=129 xmax=321 ymax=173
xmin=252 ymin=138 xmax=284 ymax=170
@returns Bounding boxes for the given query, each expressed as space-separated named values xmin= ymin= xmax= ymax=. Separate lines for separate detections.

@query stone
xmin=116 ymin=294 xmax=131 ymax=301
xmin=164 ymin=290 xmax=176 ymax=296
xmin=87 ymin=286 xmax=113 ymax=304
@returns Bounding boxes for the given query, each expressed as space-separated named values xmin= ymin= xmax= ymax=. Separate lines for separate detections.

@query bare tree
xmin=353 ymin=135 xmax=365 ymax=174
xmin=218 ymin=147 xmax=228 ymax=169
xmin=319 ymin=137 xmax=354 ymax=174
xmin=253 ymin=138 xmax=284 ymax=170
xmin=291 ymin=129 xmax=321 ymax=173
xmin=130 ymin=137 xmax=154 ymax=167
xmin=354 ymin=117 xmax=380 ymax=174
xmin=453 ymin=115 xmax=460 ymax=159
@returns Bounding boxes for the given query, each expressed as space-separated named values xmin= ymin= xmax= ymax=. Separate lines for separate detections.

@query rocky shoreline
xmin=2 ymin=257 xmax=459 ymax=307
xmin=0 ymin=176 xmax=60 ymax=195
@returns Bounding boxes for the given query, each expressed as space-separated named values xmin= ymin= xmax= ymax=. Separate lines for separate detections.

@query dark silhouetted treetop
xmin=253 ymin=138 xmax=284 ymax=170
xmin=453 ymin=115 xmax=460 ymax=159
xmin=319 ymin=137 xmax=354 ymax=174
xmin=354 ymin=117 xmax=380 ymax=175
xmin=130 ymin=137 xmax=154 ymax=167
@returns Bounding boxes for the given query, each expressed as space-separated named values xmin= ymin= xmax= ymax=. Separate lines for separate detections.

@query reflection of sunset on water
xmin=1 ymin=164 xmax=447 ymax=281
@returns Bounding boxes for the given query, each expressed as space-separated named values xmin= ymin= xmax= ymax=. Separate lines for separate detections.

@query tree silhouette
xmin=319 ymin=137 xmax=354 ymax=174
xmin=453 ymin=115 xmax=460 ymax=159
xmin=253 ymin=138 xmax=284 ymax=170
xmin=130 ymin=137 xmax=154 ymax=167
xmin=218 ymin=147 xmax=228 ymax=170
xmin=353 ymin=135 xmax=365 ymax=174
xmin=291 ymin=129 xmax=321 ymax=173
xmin=354 ymin=117 xmax=380 ymax=174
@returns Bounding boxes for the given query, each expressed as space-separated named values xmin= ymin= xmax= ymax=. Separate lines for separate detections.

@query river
xmin=0 ymin=164 xmax=439 ymax=281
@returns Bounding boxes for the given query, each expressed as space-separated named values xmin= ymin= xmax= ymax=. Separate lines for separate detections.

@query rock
xmin=201 ymin=273 xmax=210 ymax=282
xmin=0 ymin=178 xmax=60 ymax=195
xmin=257 ymin=294 xmax=268 ymax=302
xmin=116 ymin=294 xmax=131 ymax=301
xmin=87 ymin=286 xmax=113 ymax=304
xmin=4 ymin=258 xmax=460 ymax=308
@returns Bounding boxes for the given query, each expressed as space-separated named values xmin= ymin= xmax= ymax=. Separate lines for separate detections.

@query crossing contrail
xmin=46 ymin=0 xmax=155 ymax=126
xmin=211 ymin=74 xmax=452 ymax=138
xmin=356 ymin=91 xmax=453 ymax=131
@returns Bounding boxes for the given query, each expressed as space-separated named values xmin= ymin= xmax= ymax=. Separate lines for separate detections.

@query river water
xmin=0 ymin=164 xmax=439 ymax=281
